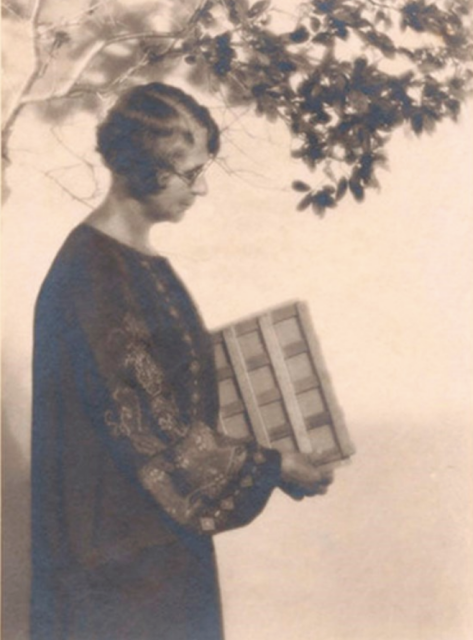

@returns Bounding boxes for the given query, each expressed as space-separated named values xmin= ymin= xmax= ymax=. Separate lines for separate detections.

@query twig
xmin=37 ymin=0 xmax=110 ymax=34
xmin=20 ymin=0 xmax=216 ymax=108
xmin=366 ymin=0 xmax=402 ymax=13
xmin=107 ymin=53 xmax=149 ymax=90
xmin=43 ymin=170 xmax=96 ymax=209
xmin=2 ymin=0 xmax=23 ymax=19
xmin=3 ymin=0 xmax=221 ymax=153
xmin=19 ymin=29 xmax=186 ymax=106
xmin=50 ymin=127 xmax=103 ymax=197
xmin=2 ymin=0 xmax=46 ymax=160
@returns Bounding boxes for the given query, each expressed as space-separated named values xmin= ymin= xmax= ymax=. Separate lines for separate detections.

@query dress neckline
xmin=77 ymin=223 xmax=168 ymax=262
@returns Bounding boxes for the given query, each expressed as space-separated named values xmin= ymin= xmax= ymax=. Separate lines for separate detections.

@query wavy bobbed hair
xmin=97 ymin=83 xmax=220 ymax=199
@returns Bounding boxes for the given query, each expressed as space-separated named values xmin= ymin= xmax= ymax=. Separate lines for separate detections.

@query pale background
xmin=2 ymin=16 xmax=473 ymax=640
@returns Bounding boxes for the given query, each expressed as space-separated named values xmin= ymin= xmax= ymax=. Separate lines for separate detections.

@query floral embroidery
xmin=105 ymin=387 xmax=166 ymax=456
xmin=221 ymin=498 xmax=235 ymax=511
xmin=105 ymin=387 xmax=142 ymax=439
xmin=105 ymin=312 xmax=187 ymax=447
xmin=200 ymin=518 xmax=216 ymax=532
xmin=97 ymin=261 xmax=281 ymax=535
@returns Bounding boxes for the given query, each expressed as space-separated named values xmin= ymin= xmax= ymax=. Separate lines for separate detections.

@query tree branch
xmin=24 ymin=0 xmax=215 ymax=105
xmin=2 ymin=0 xmax=46 ymax=160
xmin=3 ymin=0 xmax=220 ymax=147
xmin=38 ymin=0 xmax=110 ymax=34
xmin=19 ymin=29 xmax=186 ymax=106
xmin=366 ymin=0 xmax=401 ymax=13
xmin=43 ymin=169 xmax=96 ymax=208
xmin=2 ymin=1 xmax=23 ymax=19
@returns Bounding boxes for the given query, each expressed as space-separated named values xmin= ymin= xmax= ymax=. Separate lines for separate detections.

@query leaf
xmin=277 ymin=60 xmax=297 ymax=73
xmin=289 ymin=27 xmax=310 ymax=43
xmin=291 ymin=148 xmax=305 ymax=159
xmin=349 ymin=178 xmax=365 ymax=201
xmin=312 ymin=32 xmax=334 ymax=45
xmin=247 ymin=0 xmax=271 ymax=19
xmin=411 ymin=111 xmax=424 ymax=134
xmin=361 ymin=30 xmax=396 ymax=57
xmin=311 ymin=187 xmax=336 ymax=214
xmin=336 ymin=177 xmax=348 ymax=199
xmin=315 ymin=0 xmax=337 ymax=15
xmin=331 ymin=18 xmax=348 ymax=39
xmin=401 ymin=1 xmax=426 ymax=32
xmin=446 ymin=98 xmax=461 ymax=119
xmin=312 ymin=202 xmax=326 ymax=216
xmin=297 ymin=192 xmax=314 ymax=211
xmin=359 ymin=153 xmax=374 ymax=181
xmin=375 ymin=10 xmax=387 ymax=23
xmin=292 ymin=180 xmax=311 ymax=192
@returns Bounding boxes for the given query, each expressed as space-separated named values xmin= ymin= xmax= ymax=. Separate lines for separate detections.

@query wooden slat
xmin=269 ymin=423 xmax=294 ymax=442
xmin=271 ymin=303 xmax=298 ymax=323
xmin=305 ymin=412 xmax=332 ymax=430
xmin=283 ymin=341 xmax=307 ymax=358
xmin=235 ymin=318 xmax=258 ymax=336
xmin=222 ymin=327 xmax=271 ymax=447
xmin=297 ymin=302 xmax=355 ymax=459
xmin=256 ymin=388 xmax=281 ymax=407
xmin=309 ymin=449 xmax=341 ymax=466
xmin=259 ymin=315 xmax=313 ymax=455
xmin=216 ymin=366 xmax=234 ymax=381
xmin=293 ymin=375 xmax=320 ymax=394
xmin=210 ymin=300 xmax=300 ymax=335
xmin=245 ymin=353 xmax=271 ymax=370
xmin=221 ymin=400 xmax=245 ymax=418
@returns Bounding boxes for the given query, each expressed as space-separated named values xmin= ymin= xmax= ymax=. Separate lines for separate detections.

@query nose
xmin=191 ymin=173 xmax=208 ymax=196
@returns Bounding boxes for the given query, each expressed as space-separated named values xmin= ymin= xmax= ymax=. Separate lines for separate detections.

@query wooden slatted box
xmin=212 ymin=301 xmax=355 ymax=468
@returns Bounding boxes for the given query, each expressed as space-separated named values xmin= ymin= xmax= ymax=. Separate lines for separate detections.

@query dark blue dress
xmin=31 ymin=224 xmax=281 ymax=640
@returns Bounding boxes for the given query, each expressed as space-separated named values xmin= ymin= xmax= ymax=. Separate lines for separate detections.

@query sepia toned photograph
xmin=2 ymin=1 xmax=473 ymax=639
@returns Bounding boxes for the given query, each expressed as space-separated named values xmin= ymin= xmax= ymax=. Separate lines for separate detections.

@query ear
xmin=155 ymin=168 xmax=172 ymax=189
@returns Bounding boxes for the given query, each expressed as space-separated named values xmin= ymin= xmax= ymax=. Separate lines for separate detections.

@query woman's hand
xmin=280 ymin=452 xmax=334 ymax=498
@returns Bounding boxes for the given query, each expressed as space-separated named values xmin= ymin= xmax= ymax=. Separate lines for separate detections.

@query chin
xmin=174 ymin=201 xmax=193 ymax=219
xmin=170 ymin=212 xmax=186 ymax=223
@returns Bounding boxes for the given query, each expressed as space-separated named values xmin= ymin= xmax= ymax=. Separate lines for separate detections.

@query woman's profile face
xmin=139 ymin=125 xmax=211 ymax=224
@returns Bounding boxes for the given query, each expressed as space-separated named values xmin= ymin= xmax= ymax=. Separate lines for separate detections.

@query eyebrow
xmin=182 ymin=163 xmax=206 ymax=177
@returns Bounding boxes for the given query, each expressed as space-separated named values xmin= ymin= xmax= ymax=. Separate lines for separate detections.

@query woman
xmin=31 ymin=82 xmax=333 ymax=640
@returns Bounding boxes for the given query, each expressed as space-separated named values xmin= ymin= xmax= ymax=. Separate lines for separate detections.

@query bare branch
xmin=106 ymin=53 xmax=149 ymax=90
xmin=2 ymin=1 xmax=23 ymax=19
xmin=43 ymin=169 xmax=96 ymax=208
xmin=49 ymin=126 xmax=103 ymax=199
xmin=19 ymin=29 xmax=187 ymax=106
xmin=366 ymin=0 xmax=402 ymax=13
xmin=215 ymin=154 xmax=289 ymax=191
xmin=38 ymin=0 xmax=110 ymax=34
xmin=30 ymin=0 xmax=42 ymax=25
xmin=50 ymin=127 xmax=96 ymax=170
xmin=2 ymin=0 xmax=46 ymax=159
xmin=3 ymin=0 xmax=223 ymax=157
xmin=18 ymin=0 xmax=224 ymax=107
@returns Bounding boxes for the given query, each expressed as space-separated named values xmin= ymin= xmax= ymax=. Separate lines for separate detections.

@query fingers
xmin=299 ymin=481 xmax=329 ymax=496
xmin=297 ymin=469 xmax=335 ymax=496
xmin=280 ymin=452 xmax=336 ymax=495
xmin=279 ymin=480 xmax=307 ymax=501
xmin=316 ymin=470 xmax=334 ymax=485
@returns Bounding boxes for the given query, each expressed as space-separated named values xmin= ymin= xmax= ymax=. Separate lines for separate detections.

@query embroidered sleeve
xmin=82 ymin=308 xmax=281 ymax=535
xmin=139 ymin=421 xmax=281 ymax=534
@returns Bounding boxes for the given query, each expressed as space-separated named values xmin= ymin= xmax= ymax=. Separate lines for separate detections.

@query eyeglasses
xmin=166 ymin=158 xmax=214 ymax=187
